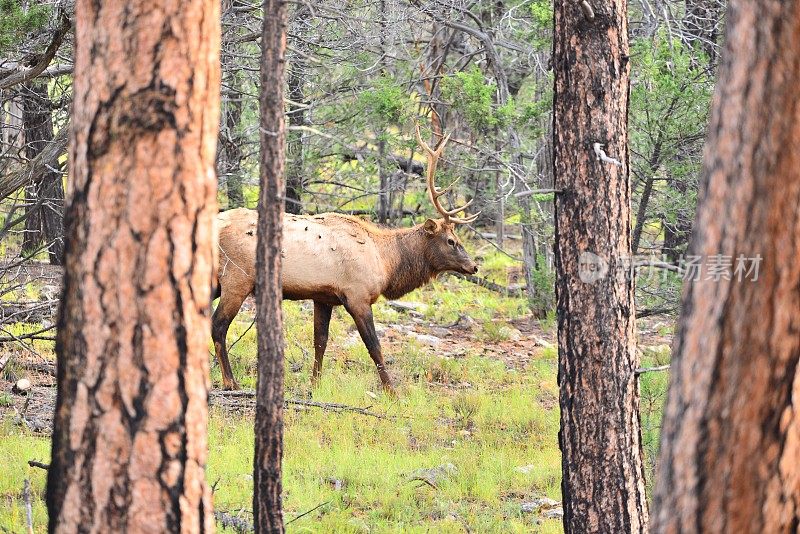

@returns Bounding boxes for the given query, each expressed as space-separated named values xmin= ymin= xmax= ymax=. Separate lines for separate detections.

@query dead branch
xmin=211 ymin=390 xmax=393 ymax=419
xmin=0 ymin=14 xmax=71 ymax=90
xmin=0 ymin=125 xmax=68 ymax=200
xmin=635 ymin=364 xmax=671 ymax=375
xmin=447 ymin=272 xmax=524 ymax=297
xmin=286 ymin=501 xmax=332 ymax=525
xmin=28 ymin=460 xmax=50 ymax=470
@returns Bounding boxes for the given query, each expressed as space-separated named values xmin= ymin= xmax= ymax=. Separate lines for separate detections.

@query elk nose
xmin=472 ymin=265 xmax=479 ymax=274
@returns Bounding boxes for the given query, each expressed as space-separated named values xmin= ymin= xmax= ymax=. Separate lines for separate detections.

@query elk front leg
xmin=312 ymin=301 xmax=333 ymax=386
xmin=345 ymin=302 xmax=395 ymax=394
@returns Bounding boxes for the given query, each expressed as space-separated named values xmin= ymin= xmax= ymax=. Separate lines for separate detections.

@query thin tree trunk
xmin=285 ymin=5 xmax=308 ymax=215
xmin=553 ymin=0 xmax=649 ymax=530
xmin=631 ymin=176 xmax=655 ymax=254
xmin=254 ymin=0 xmax=287 ymax=531
xmin=21 ymin=80 xmax=64 ymax=264
xmin=219 ymin=0 xmax=246 ymax=209
xmin=46 ymin=0 xmax=220 ymax=531
xmin=652 ymin=1 xmax=800 ymax=531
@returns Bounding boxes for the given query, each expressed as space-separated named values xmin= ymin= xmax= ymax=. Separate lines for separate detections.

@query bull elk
xmin=213 ymin=126 xmax=479 ymax=393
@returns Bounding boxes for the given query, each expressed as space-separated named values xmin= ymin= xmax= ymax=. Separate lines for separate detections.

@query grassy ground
xmin=0 ymin=242 xmax=671 ymax=532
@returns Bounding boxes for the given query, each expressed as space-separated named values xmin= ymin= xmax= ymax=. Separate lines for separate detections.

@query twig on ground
xmin=635 ymin=364 xmax=671 ymax=375
xmin=286 ymin=501 xmax=331 ymax=525
xmin=28 ymin=460 xmax=49 ymax=470
xmin=23 ymin=361 xmax=56 ymax=377
xmin=637 ymin=307 xmax=677 ymax=318
xmin=447 ymin=272 xmax=524 ymax=297
xmin=211 ymin=390 xmax=394 ymax=419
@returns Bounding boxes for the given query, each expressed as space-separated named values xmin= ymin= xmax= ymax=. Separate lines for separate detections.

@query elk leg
xmin=312 ymin=301 xmax=333 ymax=386
xmin=345 ymin=303 xmax=395 ymax=394
xmin=211 ymin=290 xmax=249 ymax=390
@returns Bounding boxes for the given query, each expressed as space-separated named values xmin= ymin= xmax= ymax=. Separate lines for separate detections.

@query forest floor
xmin=0 ymin=246 xmax=673 ymax=533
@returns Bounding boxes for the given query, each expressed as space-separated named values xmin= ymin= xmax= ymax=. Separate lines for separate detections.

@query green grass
xmin=0 ymin=245 xmax=668 ymax=532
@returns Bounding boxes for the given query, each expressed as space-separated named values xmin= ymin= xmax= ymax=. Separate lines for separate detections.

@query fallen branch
xmin=0 ymin=125 xmax=68 ymax=200
xmin=637 ymin=307 xmax=677 ymax=318
xmin=23 ymin=361 xmax=57 ymax=377
xmin=513 ymin=188 xmax=563 ymax=199
xmin=286 ymin=501 xmax=331 ymax=525
xmin=28 ymin=460 xmax=49 ymax=470
xmin=0 ymin=301 xmax=58 ymax=325
xmin=447 ymin=272 xmax=524 ymax=297
xmin=211 ymin=390 xmax=393 ymax=419
xmin=635 ymin=364 xmax=671 ymax=375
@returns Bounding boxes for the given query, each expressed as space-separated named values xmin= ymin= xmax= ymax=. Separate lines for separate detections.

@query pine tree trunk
xmin=553 ymin=0 xmax=649 ymax=531
xmin=46 ymin=0 xmax=220 ymax=531
xmin=285 ymin=5 xmax=308 ymax=215
xmin=652 ymin=1 xmax=800 ymax=531
xmin=21 ymin=80 xmax=64 ymax=264
xmin=219 ymin=0 xmax=246 ymax=209
xmin=253 ymin=0 xmax=287 ymax=531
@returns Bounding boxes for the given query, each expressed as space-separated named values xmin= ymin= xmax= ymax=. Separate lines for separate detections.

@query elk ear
xmin=423 ymin=219 xmax=439 ymax=236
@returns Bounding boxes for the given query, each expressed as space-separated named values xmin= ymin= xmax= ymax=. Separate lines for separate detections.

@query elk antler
xmin=415 ymin=124 xmax=481 ymax=224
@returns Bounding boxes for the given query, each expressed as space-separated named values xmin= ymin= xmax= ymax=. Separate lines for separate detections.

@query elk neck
xmin=378 ymin=225 xmax=436 ymax=300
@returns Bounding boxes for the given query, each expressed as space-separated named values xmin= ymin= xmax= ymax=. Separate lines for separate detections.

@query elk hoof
xmin=222 ymin=380 xmax=240 ymax=391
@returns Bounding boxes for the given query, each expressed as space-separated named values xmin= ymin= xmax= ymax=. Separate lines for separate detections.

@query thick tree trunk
xmin=651 ymin=1 xmax=800 ymax=531
xmin=553 ymin=0 xmax=649 ymax=531
xmin=21 ymin=80 xmax=64 ymax=264
xmin=254 ymin=0 xmax=287 ymax=531
xmin=46 ymin=0 xmax=220 ymax=531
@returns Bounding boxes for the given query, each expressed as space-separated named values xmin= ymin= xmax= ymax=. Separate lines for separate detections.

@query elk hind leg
xmin=211 ymin=289 xmax=249 ymax=390
xmin=312 ymin=301 xmax=333 ymax=387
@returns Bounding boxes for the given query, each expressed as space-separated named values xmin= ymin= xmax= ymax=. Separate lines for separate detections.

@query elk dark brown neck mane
xmin=379 ymin=225 xmax=436 ymax=299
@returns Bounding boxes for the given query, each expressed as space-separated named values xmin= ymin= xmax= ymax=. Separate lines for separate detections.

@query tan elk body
xmin=212 ymin=128 xmax=479 ymax=393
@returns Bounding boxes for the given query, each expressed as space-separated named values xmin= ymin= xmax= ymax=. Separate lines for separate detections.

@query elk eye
xmin=447 ymin=238 xmax=456 ymax=247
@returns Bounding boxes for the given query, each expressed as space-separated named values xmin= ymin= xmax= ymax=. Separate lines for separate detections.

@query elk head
xmin=416 ymin=124 xmax=480 ymax=275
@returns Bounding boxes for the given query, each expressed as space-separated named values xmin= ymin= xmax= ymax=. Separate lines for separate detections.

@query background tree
xmin=253 ymin=0 xmax=287 ymax=531
xmin=20 ymin=79 xmax=64 ymax=264
xmin=46 ymin=0 xmax=220 ymax=530
xmin=652 ymin=0 xmax=800 ymax=531
xmin=553 ymin=0 xmax=649 ymax=531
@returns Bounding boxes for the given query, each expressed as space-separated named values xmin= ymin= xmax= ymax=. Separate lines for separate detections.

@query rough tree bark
xmin=553 ymin=0 xmax=649 ymax=531
xmin=652 ymin=1 xmax=800 ymax=531
xmin=253 ymin=0 xmax=287 ymax=531
xmin=21 ymin=80 xmax=64 ymax=264
xmin=46 ymin=0 xmax=220 ymax=531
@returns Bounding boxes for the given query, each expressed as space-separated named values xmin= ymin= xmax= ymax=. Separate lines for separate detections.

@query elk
xmin=213 ymin=126 xmax=479 ymax=394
